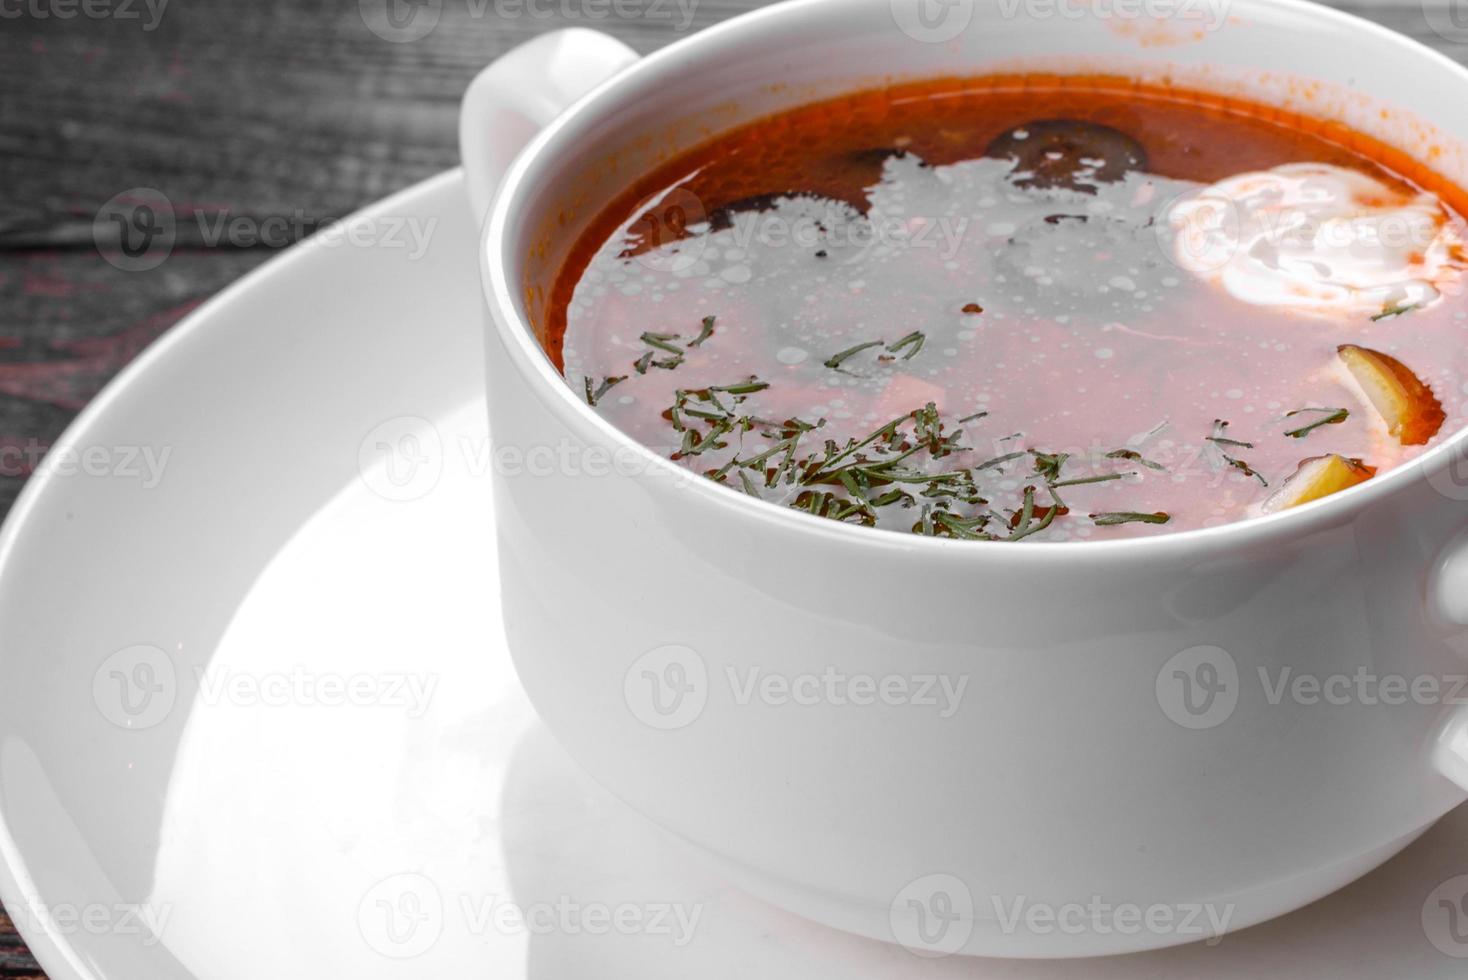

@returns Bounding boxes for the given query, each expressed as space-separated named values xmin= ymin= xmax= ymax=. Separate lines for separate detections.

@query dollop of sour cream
xmin=1165 ymin=162 xmax=1463 ymax=318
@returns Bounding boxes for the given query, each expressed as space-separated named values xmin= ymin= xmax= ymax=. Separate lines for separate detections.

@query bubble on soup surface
xmin=991 ymin=211 xmax=1164 ymax=311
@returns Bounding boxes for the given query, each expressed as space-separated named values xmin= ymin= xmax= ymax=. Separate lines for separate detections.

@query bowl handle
xmin=459 ymin=28 xmax=639 ymax=223
xmin=1431 ymin=534 xmax=1468 ymax=790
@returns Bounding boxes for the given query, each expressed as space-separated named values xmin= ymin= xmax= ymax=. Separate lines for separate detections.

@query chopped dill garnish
xmin=1106 ymin=449 xmax=1167 ymax=472
xmin=1284 ymin=407 xmax=1349 ymax=439
xmin=1206 ymin=420 xmax=1253 ymax=449
xmin=689 ymin=315 xmax=717 ymax=347
xmin=1207 ymin=420 xmax=1267 ymax=486
xmin=887 ymin=331 xmax=926 ymax=361
xmin=1224 ymin=456 xmax=1267 ymax=486
xmin=583 ymin=375 xmax=627 ymax=407
xmin=711 ymin=379 xmax=769 ymax=396
xmin=1050 ymin=473 xmax=1132 ymax=489
xmin=1008 ymin=486 xmax=1065 ymax=541
xmin=1031 ymin=451 xmax=1070 ymax=483
xmin=824 ymin=340 xmax=885 ymax=371
xmin=651 ymin=378 xmax=1176 ymax=541
xmin=1371 ymin=301 xmax=1423 ymax=322
xmin=626 ymin=316 xmax=721 ymax=375
xmin=976 ymin=451 xmax=1026 ymax=471
xmin=1091 ymin=511 xmax=1171 ymax=527
xmin=640 ymin=331 xmax=683 ymax=355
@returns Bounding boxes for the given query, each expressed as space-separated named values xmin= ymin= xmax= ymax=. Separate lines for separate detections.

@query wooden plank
xmin=0 ymin=0 xmax=759 ymax=240
xmin=1 ymin=908 xmax=47 ymax=979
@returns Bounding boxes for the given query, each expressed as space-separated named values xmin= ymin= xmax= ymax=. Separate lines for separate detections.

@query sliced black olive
xmin=986 ymin=119 xmax=1147 ymax=192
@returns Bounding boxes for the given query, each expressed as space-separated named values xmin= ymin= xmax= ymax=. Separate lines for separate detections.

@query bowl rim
xmin=481 ymin=0 xmax=1468 ymax=562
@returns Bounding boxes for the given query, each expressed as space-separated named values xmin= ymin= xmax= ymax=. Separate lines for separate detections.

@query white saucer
xmin=1 ymin=170 xmax=1466 ymax=979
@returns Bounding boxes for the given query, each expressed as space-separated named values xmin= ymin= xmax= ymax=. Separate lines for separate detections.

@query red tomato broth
xmin=543 ymin=76 xmax=1468 ymax=541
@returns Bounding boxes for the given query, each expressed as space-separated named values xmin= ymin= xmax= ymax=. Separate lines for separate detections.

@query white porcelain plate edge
xmin=0 ymin=169 xmax=1466 ymax=979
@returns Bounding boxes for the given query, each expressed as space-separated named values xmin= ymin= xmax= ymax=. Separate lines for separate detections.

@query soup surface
xmin=547 ymin=77 xmax=1468 ymax=541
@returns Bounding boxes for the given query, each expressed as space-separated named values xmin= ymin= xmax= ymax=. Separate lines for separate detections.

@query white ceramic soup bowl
xmin=461 ymin=0 xmax=1468 ymax=958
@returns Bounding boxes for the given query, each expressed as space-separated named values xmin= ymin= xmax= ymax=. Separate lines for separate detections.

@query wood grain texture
xmin=0 ymin=1 xmax=1460 ymax=975
xmin=1 ymin=909 xmax=46 ymax=979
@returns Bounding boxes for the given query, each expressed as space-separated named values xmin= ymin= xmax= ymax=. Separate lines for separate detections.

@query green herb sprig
xmin=583 ymin=375 xmax=627 ymax=406
xmin=1372 ymin=302 xmax=1422 ymax=322
xmin=1284 ymin=407 xmax=1349 ymax=439
xmin=825 ymin=332 xmax=929 ymax=372
xmin=1106 ymin=448 xmax=1167 ymax=472
xmin=1091 ymin=511 xmax=1171 ymax=527
xmin=623 ymin=316 xmax=720 ymax=377
xmin=824 ymin=340 xmax=885 ymax=371
xmin=1208 ymin=420 xmax=1267 ymax=486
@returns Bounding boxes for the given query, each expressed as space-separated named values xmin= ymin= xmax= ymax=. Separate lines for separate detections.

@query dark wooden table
xmin=0 ymin=1 xmax=1463 ymax=975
